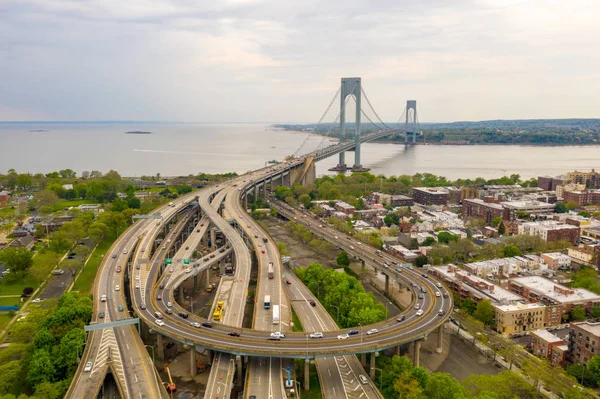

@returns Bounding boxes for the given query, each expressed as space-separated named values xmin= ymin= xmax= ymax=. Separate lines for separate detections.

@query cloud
xmin=1 ymin=0 xmax=599 ymax=122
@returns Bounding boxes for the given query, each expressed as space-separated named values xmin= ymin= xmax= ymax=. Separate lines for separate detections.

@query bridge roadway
xmin=66 ymin=198 xmax=197 ymax=399
xmin=133 ymin=165 xmax=452 ymax=358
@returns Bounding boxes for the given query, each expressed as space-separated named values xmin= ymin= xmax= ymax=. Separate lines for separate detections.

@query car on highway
xmin=286 ymin=280 xmax=291 ymax=285
xmin=165 ymin=308 xmax=172 ymax=314
xmin=84 ymin=362 xmax=93 ymax=372
xmin=169 ymin=267 xmax=174 ymax=273
xmin=309 ymin=332 xmax=324 ymax=339
xmin=435 ymin=291 xmax=441 ymax=297
xmin=155 ymin=319 xmax=165 ymax=326
xmin=348 ymin=330 xmax=359 ymax=335
xmin=179 ymin=312 xmax=189 ymax=318
xmin=443 ymin=292 xmax=448 ymax=298
xmin=190 ymin=322 xmax=201 ymax=328
xmin=261 ymin=249 xmax=265 ymax=254
xmin=123 ymin=249 xmax=128 ymax=254
xmin=141 ymin=248 xmax=145 ymax=252
xmin=118 ymin=305 xmax=124 ymax=312
xmin=202 ymin=321 xmax=213 ymax=328
xmin=270 ymin=332 xmax=286 ymax=339
xmin=116 ymin=266 xmax=122 ymax=273
xmin=135 ymin=283 xmax=140 ymax=289
xmin=438 ymin=309 xmax=445 ymax=316
xmin=140 ymin=302 xmax=146 ymax=309
xmin=203 ymin=257 xmax=209 ymax=261
xmin=159 ymin=284 xmax=165 ymax=289
xmin=359 ymin=375 xmax=368 ymax=384
xmin=32 ymin=298 xmax=43 ymax=303
xmin=367 ymin=328 xmax=378 ymax=335
xmin=397 ymin=315 xmax=406 ymax=322
xmin=112 ymin=254 xmax=117 ymax=259
xmin=136 ymin=264 xmax=141 ymax=269
xmin=100 ymin=294 xmax=107 ymax=302
xmin=228 ymin=332 xmax=240 ymax=337
xmin=115 ymin=285 xmax=120 ymax=291
xmin=135 ymin=275 xmax=140 ymax=280
xmin=414 ymin=303 xmax=420 ymax=310
xmin=184 ymin=268 xmax=192 ymax=273
xmin=166 ymin=301 xmax=172 ymax=307
xmin=98 ymin=312 xmax=105 ymax=318
xmin=337 ymin=333 xmax=349 ymax=340
xmin=157 ymin=295 xmax=162 ymax=300
xmin=418 ymin=293 xmax=424 ymax=299
xmin=436 ymin=282 xmax=442 ymax=288
xmin=309 ymin=300 xmax=316 ymax=307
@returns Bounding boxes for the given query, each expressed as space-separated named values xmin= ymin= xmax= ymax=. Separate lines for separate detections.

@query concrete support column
xmin=413 ymin=340 xmax=422 ymax=367
xmin=396 ymin=345 xmax=401 ymax=356
xmin=384 ymin=274 xmax=390 ymax=295
xmin=361 ymin=260 xmax=365 ymax=272
xmin=205 ymin=268 xmax=210 ymax=288
xmin=436 ymin=325 xmax=443 ymax=354
xmin=304 ymin=359 xmax=310 ymax=390
xmin=254 ymin=185 xmax=258 ymax=202
xmin=270 ymin=178 xmax=274 ymax=191
xmin=190 ymin=349 xmax=197 ymax=377
xmin=207 ymin=350 xmax=213 ymax=363
xmin=193 ymin=274 xmax=198 ymax=291
xmin=210 ymin=228 xmax=216 ymax=251
xmin=361 ymin=353 xmax=367 ymax=367
xmin=156 ymin=334 xmax=164 ymax=360
xmin=244 ymin=194 xmax=248 ymax=210
xmin=369 ymin=352 xmax=376 ymax=379
xmin=236 ymin=355 xmax=243 ymax=386
xmin=179 ymin=286 xmax=184 ymax=304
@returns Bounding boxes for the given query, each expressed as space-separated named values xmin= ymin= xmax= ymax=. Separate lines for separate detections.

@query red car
xmin=116 ymin=266 xmax=122 ymax=273
xmin=261 ymin=249 xmax=265 ymax=254
xmin=286 ymin=280 xmax=292 ymax=285
xmin=157 ymin=295 xmax=162 ymax=300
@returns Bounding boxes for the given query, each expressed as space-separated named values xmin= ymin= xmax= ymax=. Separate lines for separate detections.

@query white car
xmin=123 ymin=249 xmax=128 ymax=254
xmin=270 ymin=332 xmax=286 ymax=339
xmin=310 ymin=332 xmax=324 ymax=339
xmin=184 ymin=268 xmax=192 ymax=273
xmin=135 ymin=275 xmax=140 ymax=280
xmin=155 ymin=319 xmax=165 ymax=326
xmin=115 ymin=285 xmax=120 ymax=291
xmin=367 ymin=328 xmax=378 ymax=335
xmin=334 ymin=236 xmax=338 ymax=239
xmin=416 ymin=309 xmax=424 ymax=316
xmin=135 ymin=283 xmax=140 ymax=289
xmin=169 ymin=267 xmax=174 ymax=273
xmin=436 ymin=283 xmax=442 ymax=288
xmin=337 ymin=333 xmax=349 ymax=340
xmin=190 ymin=322 xmax=201 ymax=328
xmin=84 ymin=362 xmax=93 ymax=372
xmin=166 ymin=301 xmax=172 ymax=307
xmin=435 ymin=292 xmax=441 ymax=297
xmin=32 ymin=298 xmax=43 ymax=303
xmin=100 ymin=294 xmax=107 ymax=302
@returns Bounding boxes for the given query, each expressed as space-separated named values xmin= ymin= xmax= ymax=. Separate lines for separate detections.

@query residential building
xmin=461 ymin=198 xmax=504 ymax=225
xmin=518 ymin=221 xmax=580 ymax=244
xmin=563 ymin=190 xmax=600 ymax=206
xmin=567 ymin=170 xmax=600 ymax=189
xmin=556 ymin=183 xmax=585 ymax=199
xmin=78 ymin=204 xmax=101 ymax=212
xmin=387 ymin=244 xmax=418 ymax=262
xmin=0 ymin=191 xmax=10 ymax=204
xmin=509 ymin=276 xmax=600 ymax=325
xmin=8 ymin=235 xmax=35 ymax=251
xmin=538 ymin=176 xmax=571 ymax=191
xmin=412 ymin=187 xmax=450 ymax=206
xmin=551 ymin=344 xmax=569 ymax=367
xmin=540 ymin=252 xmax=572 ymax=270
xmin=372 ymin=192 xmax=414 ymax=207
xmin=501 ymin=200 xmax=555 ymax=220
xmin=567 ymin=321 xmax=600 ymax=365
xmin=530 ymin=329 xmax=564 ymax=360
xmin=568 ymin=244 xmax=600 ymax=265
xmin=494 ymin=303 xmax=546 ymax=335
xmin=334 ymin=201 xmax=355 ymax=215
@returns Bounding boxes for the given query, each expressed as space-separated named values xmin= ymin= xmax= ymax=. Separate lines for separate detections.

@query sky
xmin=1 ymin=0 xmax=599 ymax=123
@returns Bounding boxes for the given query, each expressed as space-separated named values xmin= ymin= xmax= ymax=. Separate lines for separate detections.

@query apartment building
xmin=494 ymin=303 xmax=546 ymax=335
xmin=540 ymin=252 xmax=572 ymax=270
xmin=567 ymin=321 xmax=600 ymax=365
xmin=518 ymin=221 xmax=580 ymax=244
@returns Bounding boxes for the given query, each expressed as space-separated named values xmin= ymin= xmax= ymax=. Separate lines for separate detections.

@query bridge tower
xmin=405 ymin=100 xmax=418 ymax=144
xmin=334 ymin=77 xmax=364 ymax=171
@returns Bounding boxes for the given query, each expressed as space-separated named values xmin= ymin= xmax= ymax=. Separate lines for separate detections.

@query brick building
xmin=412 ymin=187 xmax=450 ymax=206
xmin=563 ymin=190 xmax=600 ymax=206
xmin=461 ymin=198 xmax=504 ymax=224
xmin=540 ymin=252 xmax=572 ymax=270
xmin=538 ymin=176 xmax=570 ymax=191
xmin=567 ymin=321 xmax=600 ymax=365
xmin=531 ymin=329 xmax=565 ymax=360
xmin=518 ymin=221 xmax=580 ymax=244
xmin=494 ymin=303 xmax=546 ymax=335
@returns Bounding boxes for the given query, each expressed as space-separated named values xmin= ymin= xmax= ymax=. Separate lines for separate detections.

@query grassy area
xmin=291 ymin=307 xmax=304 ymax=332
xmin=53 ymin=199 xmax=95 ymax=212
xmin=0 ymin=314 xmax=13 ymax=330
xmin=0 ymin=297 xmax=21 ymax=307
xmin=72 ymin=231 xmax=117 ymax=294
xmin=0 ymin=274 xmax=39 ymax=296
xmin=294 ymin=359 xmax=321 ymax=399
xmin=0 ymin=206 xmax=15 ymax=218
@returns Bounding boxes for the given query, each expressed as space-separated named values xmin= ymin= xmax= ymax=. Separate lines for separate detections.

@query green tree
xmin=566 ymin=364 xmax=597 ymax=388
xmin=503 ymin=244 xmax=522 ymax=257
xmin=415 ymin=255 xmax=429 ymax=268
xmin=554 ymin=202 xmax=567 ymax=213
xmin=437 ymin=231 xmax=458 ymax=244
xmin=423 ymin=372 xmax=467 ymax=399
xmin=570 ymin=305 xmax=587 ymax=321
xmin=0 ymin=361 xmax=21 ymax=394
xmin=277 ymin=242 xmax=289 ymax=256
xmin=274 ymin=186 xmax=293 ymax=200
xmin=394 ymin=371 xmax=422 ymax=399
xmin=491 ymin=216 xmax=503 ymax=227
xmin=0 ymin=247 xmax=34 ymax=273
xmin=26 ymin=349 xmax=56 ymax=388
xmin=33 ymin=189 xmax=59 ymax=208
xmin=462 ymin=298 xmax=476 ymax=314
xmin=422 ymin=236 xmax=436 ymax=246
xmin=298 ymin=194 xmax=312 ymax=209
xmin=383 ymin=213 xmax=400 ymax=227
xmin=336 ymin=251 xmax=350 ymax=267
xmin=473 ymin=300 xmax=495 ymax=326
xmin=586 ymin=355 xmax=600 ymax=385
xmin=590 ymin=306 xmax=600 ymax=318
xmin=497 ymin=220 xmax=506 ymax=235
xmin=462 ymin=371 xmax=539 ymax=399
xmin=176 ymin=184 xmax=193 ymax=195
xmin=98 ymin=211 xmax=126 ymax=237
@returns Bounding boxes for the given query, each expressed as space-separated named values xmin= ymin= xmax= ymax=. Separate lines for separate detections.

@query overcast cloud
xmin=1 ymin=0 xmax=599 ymax=122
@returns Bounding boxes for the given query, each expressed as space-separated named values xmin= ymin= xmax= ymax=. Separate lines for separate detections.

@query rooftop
xmin=542 ymin=252 xmax=571 ymax=260
xmin=463 ymin=198 xmax=504 ymax=210
xmin=511 ymin=276 xmax=600 ymax=303
xmin=413 ymin=187 xmax=450 ymax=194
xmin=531 ymin=329 xmax=563 ymax=343
xmin=574 ymin=321 xmax=600 ymax=337
xmin=500 ymin=200 xmax=555 ymax=210
xmin=494 ymin=302 xmax=545 ymax=312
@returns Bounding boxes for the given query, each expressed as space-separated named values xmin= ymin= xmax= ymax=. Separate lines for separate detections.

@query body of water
xmin=0 ymin=123 xmax=598 ymax=180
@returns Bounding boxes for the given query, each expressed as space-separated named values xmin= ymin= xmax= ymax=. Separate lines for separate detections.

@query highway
xmin=68 ymin=152 xmax=452 ymax=399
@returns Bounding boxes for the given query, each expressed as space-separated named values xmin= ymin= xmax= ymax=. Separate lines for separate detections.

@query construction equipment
xmin=165 ymin=366 xmax=176 ymax=392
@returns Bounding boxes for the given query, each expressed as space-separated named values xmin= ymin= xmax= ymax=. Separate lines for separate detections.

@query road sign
xmin=166 ymin=259 xmax=172 ymax=264
xmin=85 ymin=318 xmax=139 ymax=331
xmin=132 ymin=214 xmax=162 ymax=220
xmin=183 ymin=259 xmax=190 ymax=265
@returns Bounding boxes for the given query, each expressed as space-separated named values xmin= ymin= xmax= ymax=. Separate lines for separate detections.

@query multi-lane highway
xmin=68 ymin=154 xmax=452 ymax=399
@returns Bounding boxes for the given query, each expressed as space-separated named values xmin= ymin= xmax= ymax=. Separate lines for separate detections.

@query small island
xmin=29 ymin=129 xmax=49 ymax=132
xmin=125 ymin=131 xmax=152 ymax=134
